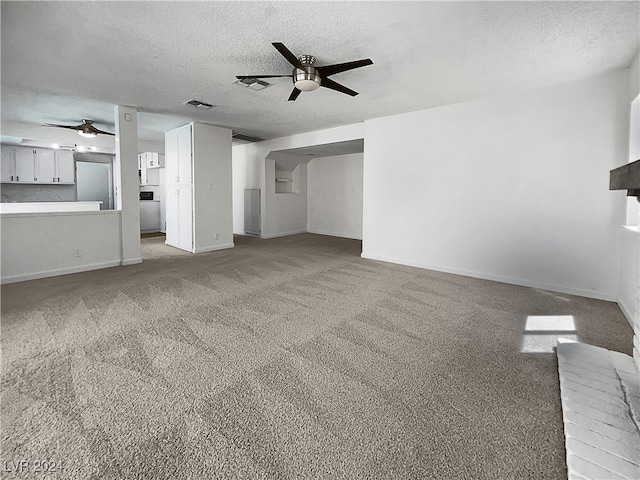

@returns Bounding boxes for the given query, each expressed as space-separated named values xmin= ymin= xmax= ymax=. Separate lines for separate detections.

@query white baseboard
xmin=1 ymin=260 xmax=123 ymax=285
xmin=122 ymin=257 xmax=142 ymax=266
xmin=617 ymin=297 xmax=636 ymax=329
xmin=360 ymin=252 xmax=617 ymax=302
xmin=193 ymin=243 xmax=234 ymax=253
xmin=307 ymin=229 xmax=362 ymax=240
xmin=261 ymin=230 xmax=307 ymax=239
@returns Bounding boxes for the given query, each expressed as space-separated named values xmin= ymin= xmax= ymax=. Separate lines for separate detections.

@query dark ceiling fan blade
xmin=272 ymin=42 xmax=305 ymax=70
xmin=320 ymin=78 xmax=359 ymax=97
xmin=317 ymin=59 xmax=373 ymax=77
xmin=236 ymin=75 xmax=292 ymax=79
xmin=288 ymin=88 xmax=302 ymax=101
xmin=92 ymin=128 xmax=115 ymax=136
xmin=43 ymin=123 xmax=80 ymax=130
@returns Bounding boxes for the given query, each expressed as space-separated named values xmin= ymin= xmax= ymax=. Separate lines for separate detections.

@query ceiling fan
xmin=236 ymin=42 xmax=373 ymax=101
xmin=42 ymin=119 xmax=115 ymax=138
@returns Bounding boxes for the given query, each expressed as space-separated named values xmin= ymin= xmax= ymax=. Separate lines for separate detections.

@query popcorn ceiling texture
xmin=0 ymin=234 xmax=633 ymax=479
xmin=1 ymin=1 xmax=638 ymax=141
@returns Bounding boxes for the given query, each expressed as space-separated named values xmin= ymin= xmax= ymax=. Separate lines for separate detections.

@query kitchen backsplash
xmin=1 ymin=183 xmax=76 ymax=203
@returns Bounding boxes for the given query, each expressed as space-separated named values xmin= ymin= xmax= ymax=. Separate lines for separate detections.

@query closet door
xmin=165 ymin=124 xmax=193 ymax=252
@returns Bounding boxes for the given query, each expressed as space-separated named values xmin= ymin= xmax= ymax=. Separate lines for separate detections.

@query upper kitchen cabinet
xmin=0 ymin=146 xmax=75 ymax=184
xmin=14 ymin=148 xmax=36 ymax=182
xmin=55 ymin=150 xmax=75 ymax=183
xmin=146 ymin=152 xmax=164 ymax=169
xmin=139 ymin=152 xmax=164 ymax=169
xmin=1 ymin=146 xmax=15 ymax=182
xmin=138 ymin=152 xmax=163 ymax=186
xmin=35 ymin=149 xmax=56 ymax=182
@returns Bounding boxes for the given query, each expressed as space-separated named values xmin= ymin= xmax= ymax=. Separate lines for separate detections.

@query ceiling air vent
xmin=233 ymin=78 xmax=272 ymax=91
xmin=183 ymin=99 xmax=215 ymax=110
xmin=232 ymin=132 xmax=264 ymax=143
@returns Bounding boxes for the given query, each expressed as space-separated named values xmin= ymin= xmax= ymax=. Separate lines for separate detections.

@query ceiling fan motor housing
xmin=293 ymin=56 xmax=321 ymax=91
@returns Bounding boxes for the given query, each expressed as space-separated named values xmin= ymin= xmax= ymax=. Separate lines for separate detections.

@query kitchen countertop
xmin=0 ymin=201 xmax=103 ymax=214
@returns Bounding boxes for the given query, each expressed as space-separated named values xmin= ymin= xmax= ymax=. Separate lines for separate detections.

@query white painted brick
xmin=561 ymin=351 xmax=616 ymax=374
xmin=561 ymin=389 xmax=630 ymax=418
xmin=618 ymin=371 xmax=640 ymax=407
xmin=566 ymin=438 xmax=640 ymax=479
xmin=609 ymin=351 xmax=637 ymax=376
xmin=563 ymin=398 xmax=637 ymax=432
xmin=567 ymin=454 xmax=627 ymax=480
xmin=561 ymin=342 xmax=611 ymax=359
xmin=562 ymin=363 xmax=621 ymax=384
xmin=568 ymin=472 xmax=590 ymax=480
xmin=564 ymin=405 xmax=640 ymax=446
xmin=564 ymin=359 xmax=621 ymax=380
xmin=561 ymin=374 xmax=623 ymax=395
xmin=565 ymin=423 xmax=640 ymax=466
xmin=563 ymin=383 xmax=627 ymax=406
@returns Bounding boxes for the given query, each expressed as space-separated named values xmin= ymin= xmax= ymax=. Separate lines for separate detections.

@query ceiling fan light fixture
xmin=78 ymin=130 xmax=97 ymax=138
xmin=293 ymin=69 xmax=321 ymax=92
xmin=294 ymin=79 xmax=320 ymax=91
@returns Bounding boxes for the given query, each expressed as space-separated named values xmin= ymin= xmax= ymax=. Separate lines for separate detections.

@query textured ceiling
xmin=1 ymin=1 xmax=638 ymax=145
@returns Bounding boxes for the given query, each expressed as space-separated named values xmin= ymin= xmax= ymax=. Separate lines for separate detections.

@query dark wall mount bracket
xmin=610 ymin=159 xmax=640 ymax=202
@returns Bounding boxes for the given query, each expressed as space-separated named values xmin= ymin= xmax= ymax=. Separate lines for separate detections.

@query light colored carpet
xmin=0 ymin=233 xmax=633 ymax=479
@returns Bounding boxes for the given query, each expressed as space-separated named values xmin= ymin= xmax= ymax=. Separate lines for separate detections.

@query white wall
xmin=192 ymin=123 xmax=234 ymax=252
xmin=619 ymin=227 xmax=639 ymax=323
xmin=232 ymin=123 xmax=364 ymax=238
xmin=307 ymin=153 xmax=363 ymax=240
xmin=264 ymin=159 xmax=307 ymax=238
xmin=363 ymin=70 xmax=629 ymax=301
xmin=618 ymin=91 xmax=640 ymax=327
xmin=1 ymin=211 xmax=122 ymax=283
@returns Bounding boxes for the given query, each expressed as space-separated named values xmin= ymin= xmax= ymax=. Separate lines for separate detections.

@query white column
xmin=114 ymin=105 xmax=141 ymax=265
xmin=192 ymin=123 xmax=234 ymax=252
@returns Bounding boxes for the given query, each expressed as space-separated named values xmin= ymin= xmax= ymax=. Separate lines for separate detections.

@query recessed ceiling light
xmin=52 ymin=143 xmax=60 ymax=149
xmin=76 ymin=145 xmax=86 ymax=152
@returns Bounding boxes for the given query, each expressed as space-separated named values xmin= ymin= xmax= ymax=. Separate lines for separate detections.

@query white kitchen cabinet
xmin=0 ymin=146 xmax=75 ymax=184
xmin=55 ymin=150 xmax=75 ymax=183
xmin=138 ymin=152 xmax=162 ymax=185
xmin=139 ymin=164 xmax=160 ymax=186
xmin=142 ymin=152 xmax=164 ymax=168
xmin=1 ymin=146 xmax=15 ymax=182
xmin=35 ymin=149 xmax=56 ymax=183
xmin=14 ymin=148 xmax=35 ymax=183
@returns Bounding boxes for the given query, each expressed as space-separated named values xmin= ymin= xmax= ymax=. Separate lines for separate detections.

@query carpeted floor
xmin=0 ymin=233 xmax=633 ymax=479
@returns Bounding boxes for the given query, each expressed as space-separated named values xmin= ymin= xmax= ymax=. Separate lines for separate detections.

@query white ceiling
xmin=1 ymin=1 xmax=638 ymax=145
